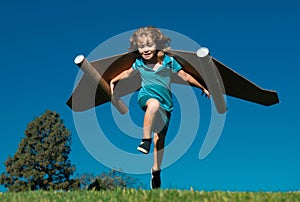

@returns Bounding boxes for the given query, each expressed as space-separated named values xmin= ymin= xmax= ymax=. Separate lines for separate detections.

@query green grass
xmin=1 ymin=189 xmax=300 ymax=202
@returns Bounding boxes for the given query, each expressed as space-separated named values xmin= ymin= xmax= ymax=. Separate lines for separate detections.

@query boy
xmin=110 ymin=26 xmax=210 ymax=189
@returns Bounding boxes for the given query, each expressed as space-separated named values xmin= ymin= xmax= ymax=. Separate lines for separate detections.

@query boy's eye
xmin=138 ymin=43 xmax=154 ymax=49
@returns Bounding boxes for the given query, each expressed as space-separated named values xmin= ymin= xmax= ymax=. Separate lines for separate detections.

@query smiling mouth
xmin=143 ymin=51 xmax=153 ymax=56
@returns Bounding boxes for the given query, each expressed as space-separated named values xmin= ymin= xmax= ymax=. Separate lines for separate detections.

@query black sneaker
xmin=137 ymin=139 xmax=151 ymax=154
xmin=151 ymin=169 xmax=161 ymax=189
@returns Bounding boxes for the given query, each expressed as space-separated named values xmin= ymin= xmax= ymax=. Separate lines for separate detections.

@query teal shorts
xmin=138 ymin=95 xmax=171 ymax=135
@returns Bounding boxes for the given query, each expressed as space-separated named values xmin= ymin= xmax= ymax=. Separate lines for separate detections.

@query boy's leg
xmin=143 ymin=98 xmax=160 ymax=139
xmin=151 ymin=132 xmax=165 ymax=189
xmin=137 ymin=98 xmax=160 ymax=154
xmin=153 ymin=132 xmax=165 ymax=170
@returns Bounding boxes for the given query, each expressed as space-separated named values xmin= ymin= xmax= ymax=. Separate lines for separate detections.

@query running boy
xmin=110 ymin=26 xmax=210 ymax=189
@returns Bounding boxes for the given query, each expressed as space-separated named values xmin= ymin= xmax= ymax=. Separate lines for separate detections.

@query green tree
xmin=81 ymin=169 xmax=143 ymax=191
xmin=0 ymin=110 xmax=80 ymax=191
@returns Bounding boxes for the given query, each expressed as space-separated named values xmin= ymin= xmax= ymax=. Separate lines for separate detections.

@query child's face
xmin=137 ymin=35 xmax=157 ymax=61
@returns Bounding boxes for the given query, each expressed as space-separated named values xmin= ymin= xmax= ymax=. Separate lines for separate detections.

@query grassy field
xmin=1 ymin=189 xmax=300 ymax=202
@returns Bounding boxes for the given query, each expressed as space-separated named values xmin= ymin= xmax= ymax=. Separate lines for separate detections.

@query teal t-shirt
xmin=132 ymin=54 xmax=182 ymax=112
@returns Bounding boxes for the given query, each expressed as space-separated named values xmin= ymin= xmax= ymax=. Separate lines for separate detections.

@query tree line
xmin=0 ymin=110 xmax=141 ymax=192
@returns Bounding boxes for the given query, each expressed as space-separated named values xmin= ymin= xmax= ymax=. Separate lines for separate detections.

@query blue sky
xmin=0 ymin=0 xmax=299 ymax=192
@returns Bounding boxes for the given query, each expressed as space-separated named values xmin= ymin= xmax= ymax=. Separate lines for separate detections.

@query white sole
xmin=137 ymin=146 xmax=149 ymax=154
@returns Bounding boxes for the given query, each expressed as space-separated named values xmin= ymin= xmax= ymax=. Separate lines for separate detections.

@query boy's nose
xmin=144 ymin=48 xmax=151 ymax=53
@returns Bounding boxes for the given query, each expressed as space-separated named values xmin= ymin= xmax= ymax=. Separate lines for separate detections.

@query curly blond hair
xmin=129 ymin=26 xmax=171 ymax=62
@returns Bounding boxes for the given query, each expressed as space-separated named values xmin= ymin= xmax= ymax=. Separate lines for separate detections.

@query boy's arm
xmin=110 ymin=68 xmax=136 ymax=94
xmin=177 ymin=69 xmax=210 ymax=98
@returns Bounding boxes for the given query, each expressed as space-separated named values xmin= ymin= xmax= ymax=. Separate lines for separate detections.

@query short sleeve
xmin=171 ymin=57 xmax=182 ymax=73
xmin=132 ymin=58 xmax=143 ymax=70
xmin=131 ymin=60 xmax=137 ymax=70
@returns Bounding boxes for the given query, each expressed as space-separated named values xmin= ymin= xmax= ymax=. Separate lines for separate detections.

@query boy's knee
xmin=147 ymin=99 xmax=160 ymax=113
xmin=153 ymin=133 xmax=165 ymax=148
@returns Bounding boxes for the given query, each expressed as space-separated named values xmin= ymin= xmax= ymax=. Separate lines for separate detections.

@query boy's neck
xmin=144 ymin=55 xmax=159 ymax=65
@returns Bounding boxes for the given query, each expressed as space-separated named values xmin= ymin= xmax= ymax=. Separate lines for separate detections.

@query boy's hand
xmin=202 ymin=89 xmax=210 ymax=99
xmin=110 ymin=81 xmax=115 ymax=94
